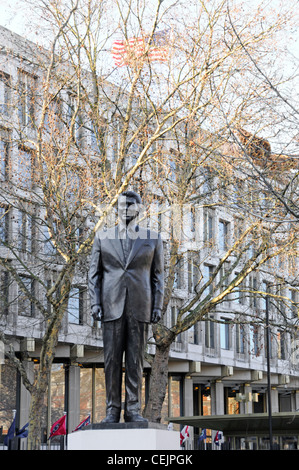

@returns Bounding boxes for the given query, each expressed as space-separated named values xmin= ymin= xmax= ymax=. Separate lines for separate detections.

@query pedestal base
xmin=67 ymin=422 xmax=180 ymax=450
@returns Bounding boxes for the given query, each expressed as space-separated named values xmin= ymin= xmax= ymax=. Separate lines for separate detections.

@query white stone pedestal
xmin=67 ymin=422 xmax=180 ymax=450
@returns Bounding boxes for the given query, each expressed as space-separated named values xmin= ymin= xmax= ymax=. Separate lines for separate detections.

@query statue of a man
xmin=88 ymin=191 xmax=164 ymax=423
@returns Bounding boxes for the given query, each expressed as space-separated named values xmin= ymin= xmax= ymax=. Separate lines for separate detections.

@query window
xmin=131 ymin=141 xmax=141 ymax=166
xmin=43 ymin=222 xmax=57 ymax=256
xmin=68 ymin=286 xmax=84 ymax=325
xmin=67 ymin=93 xmax=82 ymax=143
xmin=18 ymin=275 xmax=35 ymax=317
xmin=219 ymin=220 xmax=229 ymax=251
xmin=171 ymin=305 xmax=181 ymax=342
xmin=202 ymin=167 xmax=214 ymax=197
xmin=261 ymin=281 xmax=270 ymax=311
xmin=220 ymin=318 xmax=230 ymax=350
xmin=190 ymin=205 xmax=196 ymax=234
xmin=44 ymin=96 xmax=62 ymax=133
xmin=18 ymin=70 xmax=36 ymax=127
xmin=0 ymin=71 xmax=11 ymax=115
xmin=220 ymin=262 xmax=230 ymax=289
xmin=234 ymin=273 xmax=246 ymax=305
xmin=189 ymin=321 xmax=200 ymax=345
xmin=203 ymin=210 xmax=214 ymax=242
xmin=0 ymin=270 xmax=9 ymax=314
xmin=18 ymin=209 xmax=34 ymax=253
xmin=288 ymin=289 xmax=297 ymax=318
xmin=205 ymin=316 xmax=215 ymax=349
xmin=193 ymin=322 xmax=200 ymax=345
xmin=202 ymin=264 xmax=214 ymax=298
xmin=17 ymin=147 xmax=35 ymax=189
xmin=0 ymin=139 xmax=9 ymax=180
xmin=264 ymin=328 xmax=273 ymax=359
xmin=249 ymin=275 xmax=258 ymax=308
xmin=250 ymin=325 xmax=260 ymax=356
xmin=90 ymin=122 xmax=105 ymax=154
xmin=169 ymin=157 xmax=176 ymax=182
xmin=187 ymin=251 xmax=200 ymax=293
xmin=278 ymin=331 xmax=286 ymax=360
xmin=150 ymin=201 xmax=163 ymax=233
xmin=111 ymin=119 xmax=120 ymax=160
xmin=173 ymin=256 xmax=184 ymax=290
xmin=236 ymin=323 xmax=245 ymax=354
xmin=0 ymin=205 xmax=9 ymax=243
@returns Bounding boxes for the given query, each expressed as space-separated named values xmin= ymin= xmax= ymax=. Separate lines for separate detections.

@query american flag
xmin=73 ymin=415 xmax=91 ymax=432
xmin=111 ymin=30 xmax=169 ymax=67
xmin=180 ymin=425 xmax=189 ymax=446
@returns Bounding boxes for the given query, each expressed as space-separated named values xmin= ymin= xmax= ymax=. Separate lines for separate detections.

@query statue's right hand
xmin=92 ymin=305 xmax=102 ymax=322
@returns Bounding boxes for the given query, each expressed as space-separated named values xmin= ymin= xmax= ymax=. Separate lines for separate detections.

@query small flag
xmin=214 ymin=430 xmax=223 ymax=446
xmin=198 ymin=428 xmax=206 ymax=441
xmin=49 ymin=414 xmax=66 ymax=439
xmin=73 ymin=415 xmax=91 ymax=432
xmin=4 ymin=415 xmax=16 ymax=446
xmin=180 ymin=425 xmax=189 ymax=446
xmin=16 ymin=422 xmax=29 ymax=438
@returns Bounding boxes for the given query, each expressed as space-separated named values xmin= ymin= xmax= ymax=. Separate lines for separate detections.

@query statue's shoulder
xmin=95 ymin=225 xmax=117 ymax=241
xmin=137 ymin=226 xmax=160 ymax=241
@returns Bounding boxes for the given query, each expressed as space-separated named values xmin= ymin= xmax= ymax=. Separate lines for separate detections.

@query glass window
xmin=68 ymin=286 xmax=84 ymax=324
xmin=18 ymin=70 xmax=36 ymax=127
xmin=0 ymin=205 xmax=9 ymax=243
xmin=203 ymin=210 xmax=213 ymax=242
xmin=219 ymin=220 xmax=229 ymax=251
xmin=0 ymin=140 xmax=9 ymax=180
xmin=18 ymin=275 xmax=35 ymax=316
xmin=220 ymin=318 xmax=230 ymax=350
xmin=250 ymin=324 xmax=260 ymax=356
xmin=278 ymin=331 xmax=286 ymax=360
xmin=188 ymin=251 xmax=200 ymax=293
xmin=0 ymin=270 xmax=9 ymax=314
xmin=0 ymin=71 xmax=11 ymax=116
xmin=17 ymin=147 xmax=34 ymax=189
xmin=203 ymin=264 xmax=214 ymax=298
xmin=18 ymin=209 xmax=34 ymax=253
xmin=205 ymin=316 xmax=214 ymax=349
xmin=236 ymin=323 xmax=245 ymax=354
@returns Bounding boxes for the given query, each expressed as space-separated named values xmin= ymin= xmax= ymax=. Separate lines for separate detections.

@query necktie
xmin=122 ymin=229 xmax=132 ymax=261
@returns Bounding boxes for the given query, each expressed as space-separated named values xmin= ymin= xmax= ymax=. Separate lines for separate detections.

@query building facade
xmin=0 ymin=25 xmax=298 ymax=450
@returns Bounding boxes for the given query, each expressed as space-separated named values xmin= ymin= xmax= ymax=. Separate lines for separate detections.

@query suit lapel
xmin=106 ymin=227 xmax=126 ymax=266
xmin=126 ymin=236 xmax=143 ymax=266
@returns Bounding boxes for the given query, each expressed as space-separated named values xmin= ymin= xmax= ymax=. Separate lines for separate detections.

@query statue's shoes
xmin=101 ymin=413 xmax=120 ymax=424
xmin=124 ymin=413 xmax=148 ymax=423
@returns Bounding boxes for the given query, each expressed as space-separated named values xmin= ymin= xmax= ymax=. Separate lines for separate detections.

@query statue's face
xmin=118 ymin=196 xmax=139 ymax=225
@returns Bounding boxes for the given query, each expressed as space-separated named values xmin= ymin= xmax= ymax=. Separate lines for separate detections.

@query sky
xmin=0 ymin=0 xmax=27 ymax=35
xmin=0 ymin=0 xmax=298 ymax=153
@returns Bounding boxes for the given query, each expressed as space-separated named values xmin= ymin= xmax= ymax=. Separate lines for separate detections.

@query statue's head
xmin=118 ymin=190 xmax=142 ymax=225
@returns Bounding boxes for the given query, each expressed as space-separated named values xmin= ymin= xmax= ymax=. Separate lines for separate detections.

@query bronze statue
xmin=88 ymin=191 xmax=164 ymax=423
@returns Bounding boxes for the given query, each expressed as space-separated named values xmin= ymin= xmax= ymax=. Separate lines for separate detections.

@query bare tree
xmin=0 ymin=0 xmax=298 ymax=446
xmin=141 ymin=123 xmax=298 ymax=421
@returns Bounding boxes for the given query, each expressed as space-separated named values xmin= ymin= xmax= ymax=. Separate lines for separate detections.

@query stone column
xmin=211 ymin=380 xmax=224 ymax=415
xmin=183 ymin=376 xmax=194 ymax=449
xmin=19 ymin=360 xmax=34 ymax=427
xmin=67 ymin=365 xmax=81 ymax=433
xmin=270 ymin=387 xmax=279 ymax=413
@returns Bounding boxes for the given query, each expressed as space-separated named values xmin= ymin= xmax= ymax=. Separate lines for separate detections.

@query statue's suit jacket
xmin=88 ymin=225 xmax=164 ymax=323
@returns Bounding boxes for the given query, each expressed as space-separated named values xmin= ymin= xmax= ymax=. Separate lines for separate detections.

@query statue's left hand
xmin=151 ymin=309 xmax=161 ymax=324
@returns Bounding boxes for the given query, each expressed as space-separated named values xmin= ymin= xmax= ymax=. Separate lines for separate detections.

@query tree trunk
xmin=143 ymin=340 xmax=172 ymax=423
xmin=27 ymin=379 xmax=48 ymax=450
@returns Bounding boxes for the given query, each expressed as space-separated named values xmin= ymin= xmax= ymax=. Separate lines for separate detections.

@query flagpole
xmin=47 ymin=369 xmax=51 ymax=449
xmin=64 ymin=411 xmax=67 ymax=450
